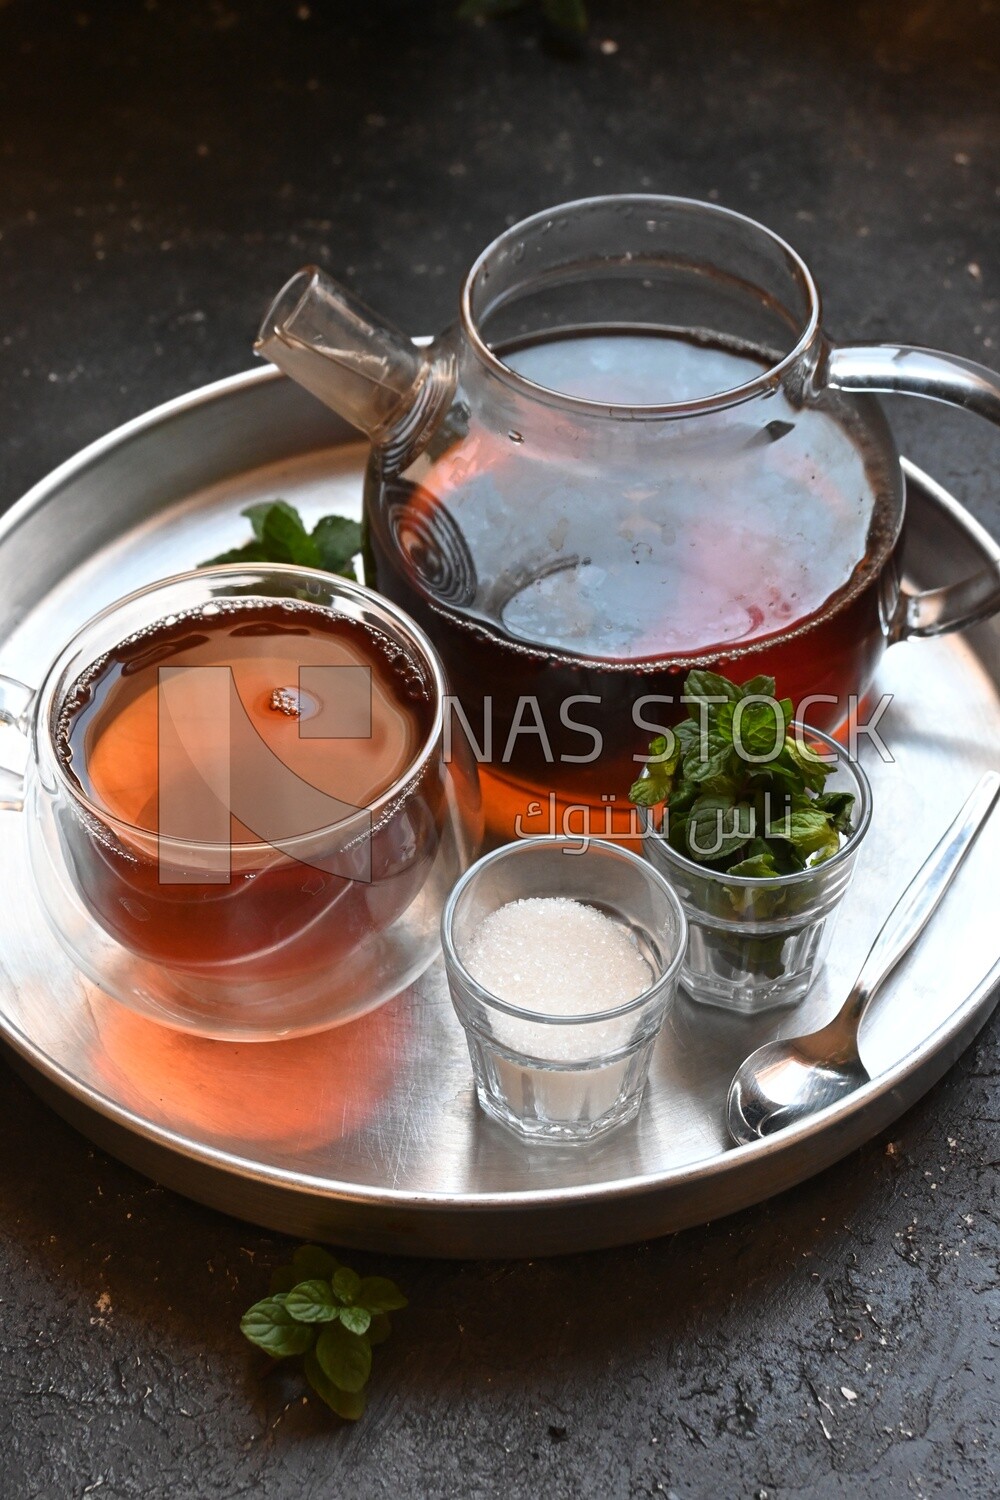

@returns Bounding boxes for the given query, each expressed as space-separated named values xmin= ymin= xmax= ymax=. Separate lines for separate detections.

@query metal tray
xmin=1 ymin=366 xmax=998 ymax=1258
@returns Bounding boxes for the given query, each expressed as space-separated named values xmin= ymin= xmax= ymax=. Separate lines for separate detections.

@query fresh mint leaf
xmin=339 ymin=1305 xmax=373 ymax=1337
xmin=628 ymin=772 xmax=670 ymax=808
xmin=645 ymin=734 xmax=680 ymax=770
xmin=783 ymin=807 xmax=835 ymax=844
xmin=725 ymin=854 xmax=777 ymax=881
xmin=304 ymin=1348 xmax=367 ymax=1421
xmin=813 ymin=790 xmax=856 ymax=832
xmin=244 ymin=1246 xmax=404 ymax=1422
xmin=313 ymin=515 xmax=364 ymax=578
xmin=767 ymin=805 xmax=840 ymax=861
xmin=628 ymin=733 xmax=682 ymax=807
xmin=240 ymin=1296 xmax=315 ymax=1358
xmin=745 ymin=759 xmax=799 ymax=792
xmin=739 ymin=674 xmax=776 ymax=698
xmin=285 ymin=1279 xmax=343 ymax=1324
xmin=781 ymin=734 xmax=831 ymax=794
xmin=316 ymin=1321 xmax=372 ymax=1394
xmin=260 ymin=503 xmax=322 ymax=567
xmin=242 ymin=500 xmax=296 ymax=541
xmin=727 ymin=847 xmax=780 ymax=879
xmin=628 ymin=667 xmax=855 ymax=884
xmin=684 ymin=670 xmax=743 ymax=708
xmin=686 ymin=745 xmax=736 ymax=795
xmin=332 ymin=1266 xmax=362 ymax=1305
xmin=787 ymin=809 xmax=840 ymax=861
xmin=201 ymin=501 xmax=361 ymax=581
xmin=292 ymin=1244 xmax=341 ymax=1281
xmin=686 ymin=795 xmax=755 ymax=862
xmin=357 ymin=1276 xmax=408 ymax=1313
xmin=680 ymin=736 xmax=723 ymax=788
xmin=735 ymin=700 xmax=783 ymax=759
xmin=712 ymin=701 xmax=737 ymax=748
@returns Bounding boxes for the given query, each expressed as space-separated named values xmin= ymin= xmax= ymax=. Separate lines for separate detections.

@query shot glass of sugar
xmin=442 ymin=837 xmax=687 ymax=1144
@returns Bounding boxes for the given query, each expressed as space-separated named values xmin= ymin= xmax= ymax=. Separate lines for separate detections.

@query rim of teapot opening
xmin=459 ymin=194 xmax=823 ymax=420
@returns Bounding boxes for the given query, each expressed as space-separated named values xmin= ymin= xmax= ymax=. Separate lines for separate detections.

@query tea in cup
xmin=0 ymin=566 xmax=481 ymax=1038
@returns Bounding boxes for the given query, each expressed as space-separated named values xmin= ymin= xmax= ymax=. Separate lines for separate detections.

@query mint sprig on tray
xmin=629 ymin=669 xmax=854 ymax=874
xmin=241 ymin=1244 xmax=406 ymax=1420
xmin=203 ymin=500 xmax=362 ymax=580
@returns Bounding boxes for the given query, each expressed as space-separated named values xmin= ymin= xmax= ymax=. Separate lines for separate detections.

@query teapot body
xmin=364 ymin=323 xmax=904 ymax=843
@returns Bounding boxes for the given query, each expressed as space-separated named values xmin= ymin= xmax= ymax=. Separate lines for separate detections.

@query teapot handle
xmin=826 ymin=344 xmax=1000 ymax=641
xmin=0 ymin=673 xmax=35 ymax=814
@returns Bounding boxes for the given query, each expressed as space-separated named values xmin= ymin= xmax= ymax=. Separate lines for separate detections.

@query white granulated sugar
xmin=463 ymin=897 xmax=652 ymax=1014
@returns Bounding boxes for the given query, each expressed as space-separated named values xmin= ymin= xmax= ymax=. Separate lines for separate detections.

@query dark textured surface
xmin=2 ymin=2 xmax=999 ymax=1495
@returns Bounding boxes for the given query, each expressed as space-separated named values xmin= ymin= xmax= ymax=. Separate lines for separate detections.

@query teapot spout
xmin=256 ymin=267 xmax=450 ymax=447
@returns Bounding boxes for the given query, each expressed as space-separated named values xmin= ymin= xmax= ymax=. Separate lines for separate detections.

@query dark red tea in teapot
xmin=367 ymin=328 xmax=902 ymax=843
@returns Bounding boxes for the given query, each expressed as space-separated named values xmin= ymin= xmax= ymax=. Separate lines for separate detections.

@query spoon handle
xmin=841 ymin=771 xmax=1000 ymax=1028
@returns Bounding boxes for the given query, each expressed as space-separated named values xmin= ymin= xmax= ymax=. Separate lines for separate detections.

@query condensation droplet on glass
xmin=508 ymin=430 xmax=524 ymax=444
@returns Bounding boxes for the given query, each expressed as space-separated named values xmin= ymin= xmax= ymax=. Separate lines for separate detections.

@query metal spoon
xmin=727 ymin=770 xmax=1000 ymax=1146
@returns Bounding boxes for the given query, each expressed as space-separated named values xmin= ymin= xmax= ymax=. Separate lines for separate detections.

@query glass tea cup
xmin=259 ymin=194 xmax=1000 ymax=847
xmin=0 ymin=565 xmax=482 ymax=1039
xmin=442 ymin=836 xmax=687 ymax=1143
xmin=643 ymin=724 xmax=873 ymax=1015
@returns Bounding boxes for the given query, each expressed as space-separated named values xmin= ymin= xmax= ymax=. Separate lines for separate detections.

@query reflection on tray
xmin=90 ymin=989 xmax=412 ymax=1152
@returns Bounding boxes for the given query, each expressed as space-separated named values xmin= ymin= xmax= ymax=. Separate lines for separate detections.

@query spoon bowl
xmin=727 ymin=1023 xmax=870 ymax=1142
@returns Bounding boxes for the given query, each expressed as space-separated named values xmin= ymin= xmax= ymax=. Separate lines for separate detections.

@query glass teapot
xmin=258 ymin=195 xmax=1000 ymax=845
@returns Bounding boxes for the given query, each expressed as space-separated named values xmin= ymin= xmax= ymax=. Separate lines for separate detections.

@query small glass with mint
xmin=634 ymin=671 xmax=872 ymax=1015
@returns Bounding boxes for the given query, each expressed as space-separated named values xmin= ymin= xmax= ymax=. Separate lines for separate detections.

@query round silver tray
xmin=1 ymin=367 xmax=998 ymax=1258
